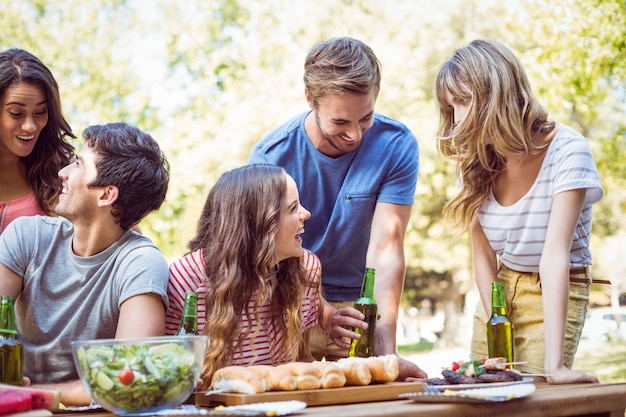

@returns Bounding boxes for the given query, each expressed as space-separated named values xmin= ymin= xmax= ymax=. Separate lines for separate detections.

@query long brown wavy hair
xmin=189 ymin=164 xmax=310 ymax=383
xmin=0 ymin=48 xmax=75 ymax=213
xmin=434 ymin=39 xmax=555 ymax=232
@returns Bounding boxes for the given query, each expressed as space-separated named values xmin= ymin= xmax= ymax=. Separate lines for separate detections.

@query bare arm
xmin=469 ymin=214 xmax=498 ymax=316
xmin=540 ymin=189 xmax=597 ymax=384
xmin=0 ymin=262 xmax=23 ymax=298
xmin=0 ymin=265 xmax=90 ymax=405
xmin=115 ymin=293 xmax=166 ymax=338
xmin=366 ymin=202 xmax=411 ymax=355
xmin=30 ymin=293 xmax=167 ymax=406
xmin=28 ymin=380 xmax=92 ymax=407
xmin=366 ymin=204 xmax=429 ymax=381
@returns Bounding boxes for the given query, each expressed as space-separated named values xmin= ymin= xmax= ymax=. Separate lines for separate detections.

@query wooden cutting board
xmin=196 ymin=381 xmax=426 ymax=407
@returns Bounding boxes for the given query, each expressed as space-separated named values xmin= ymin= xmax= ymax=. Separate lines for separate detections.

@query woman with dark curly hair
xmin=0 ymin=48 xmax=74 ymax=233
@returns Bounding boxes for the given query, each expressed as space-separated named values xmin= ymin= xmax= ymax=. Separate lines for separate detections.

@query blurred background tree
xmin=2 ymin=0 xmax=624 ymax=347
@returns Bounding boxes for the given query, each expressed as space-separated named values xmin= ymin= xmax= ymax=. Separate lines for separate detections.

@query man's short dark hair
xmin=85 ymin=122 xmax=169 ymax=230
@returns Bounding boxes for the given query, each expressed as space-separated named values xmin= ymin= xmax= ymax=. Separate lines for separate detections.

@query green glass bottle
xmin=486 ymin=282 xmax=514 ymax=365
xmin=175 ymin=292 xmax=199 ymax=336
xmin=349 ymin=268 xmax=377 ymax=358
xmin=0 ymin=295 xmax=23 ymax=385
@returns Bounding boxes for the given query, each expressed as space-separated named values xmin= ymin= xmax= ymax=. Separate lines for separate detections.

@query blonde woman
xmin=435 ymin=39 xmax=603 ymax=384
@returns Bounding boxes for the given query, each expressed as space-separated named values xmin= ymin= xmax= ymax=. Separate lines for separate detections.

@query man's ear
xmin=305 ymin=89 xmax=314 ymax=110
xmin=98 ymin=185 xmax=119 ymax=207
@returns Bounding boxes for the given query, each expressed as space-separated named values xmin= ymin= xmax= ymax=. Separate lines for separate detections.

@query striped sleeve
xmin=165 ymin=250 xmax=207 ymax=335
xmin=301 ymin=249 xmax=321 ymax=331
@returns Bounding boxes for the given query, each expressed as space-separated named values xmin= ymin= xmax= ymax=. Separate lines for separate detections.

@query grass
xmin=573 ymin=339 xmax=626 ymax=383
xmin=397 ymin=340 xmax=435 ymax=354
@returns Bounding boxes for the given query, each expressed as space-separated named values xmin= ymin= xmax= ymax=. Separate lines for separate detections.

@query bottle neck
xmin=182 ymin=304 xmax=198 ymax=319
xmin=0 ymin=297 xmax=18 ymax=336
xmin=358 ymin=268 xmax=376 ymax=300
xmin=177 ymin=293 xmax=198 ymax=335
xmin=491 ymin=284 xmax=507 ymax=315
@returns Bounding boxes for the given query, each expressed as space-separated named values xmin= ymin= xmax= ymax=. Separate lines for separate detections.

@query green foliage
xmin=573 ymin=340 xmax=626 ymax=383
xmin=2 ymin=0 xmax=625 ymax=333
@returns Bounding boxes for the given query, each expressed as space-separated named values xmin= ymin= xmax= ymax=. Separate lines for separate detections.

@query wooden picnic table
xmin=51 ymin=382 xmax=626 ymax=417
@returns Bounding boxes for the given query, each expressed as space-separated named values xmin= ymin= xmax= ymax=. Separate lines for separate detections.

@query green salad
xmin=75 ymin=342 xmax=197 ymax=412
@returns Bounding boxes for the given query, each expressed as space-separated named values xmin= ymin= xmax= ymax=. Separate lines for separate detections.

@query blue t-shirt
xmin=248 ymin=111 xmax=419 ymax=301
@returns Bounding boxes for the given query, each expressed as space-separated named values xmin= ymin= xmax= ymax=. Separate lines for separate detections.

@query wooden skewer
xmin=479 ymin=361 xmax=528 ymax=368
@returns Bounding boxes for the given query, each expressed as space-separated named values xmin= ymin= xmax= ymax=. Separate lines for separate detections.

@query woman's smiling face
xmin=0 ymin=82 xmax=48 ymax=158
xmin=274 ymin=174 xmax=311 ymax=264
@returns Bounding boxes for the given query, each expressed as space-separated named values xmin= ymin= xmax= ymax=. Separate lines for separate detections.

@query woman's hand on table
xmin=546 ymin=366 xmax=598 ymax=384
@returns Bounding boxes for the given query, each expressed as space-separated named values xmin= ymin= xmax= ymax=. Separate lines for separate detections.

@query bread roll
xmin=367 ymin=354 xmax=399 ymax=383
xmin=277 ymin=362 xmax=323 ymax=390
xmin=336 ymin=358 xmax=372 ymax=386
xmin=247 ymin=365 xmax=297 ymax=391
xmin=312 ymin=361 xmax=347 ymax=389
xmin=211 ymin=365 xmax=266 ymax=394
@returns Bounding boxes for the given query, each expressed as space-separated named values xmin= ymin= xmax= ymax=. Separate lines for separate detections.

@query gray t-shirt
xmin=0 ymin=215 xmax=169 ymax=383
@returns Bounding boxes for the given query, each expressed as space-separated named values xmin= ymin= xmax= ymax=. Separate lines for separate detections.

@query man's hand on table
xmin=396 ymin=357 xmax=428 ymax=381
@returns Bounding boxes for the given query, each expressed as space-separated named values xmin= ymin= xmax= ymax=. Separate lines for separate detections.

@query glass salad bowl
xmin=71 ymin=335 xmax=208 ymax=416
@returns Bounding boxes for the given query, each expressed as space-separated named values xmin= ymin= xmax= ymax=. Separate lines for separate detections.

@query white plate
xmin=454 ymin=382 xmax=536 ymax=400
xmin=219 ymin=401 xmax=307 ymax=416
xmin=432 ymin=377 xmax=534 ymax=391
xmin=401 ymin=382 xmax=535 ymax=404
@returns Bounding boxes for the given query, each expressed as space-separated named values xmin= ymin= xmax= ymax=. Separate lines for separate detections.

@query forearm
xmin=371 ymin=255 xmax=405 ymax=355
xmin=470 ymin=215 xmax=498 ymax=315
xmin=319 ymin=299 xmax=337 ymax=333
xmin=366 ymin=202 xmax=411 ymax=355
xmin=30 ymin=380 xmax=92 ymax=407
xmin=540 ymin=189 xmax=586 ymax=373
xmin=539 ymin=260 xmax=570 ymax=372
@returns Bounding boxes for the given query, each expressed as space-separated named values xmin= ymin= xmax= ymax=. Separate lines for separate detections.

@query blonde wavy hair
xmin=189 ymin=164 xmax=311 ymax=384
xmin=434 ymin=39 xmax=555 ymax=232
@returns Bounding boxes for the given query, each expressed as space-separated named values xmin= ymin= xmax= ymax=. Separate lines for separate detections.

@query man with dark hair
xmin=0 ymin=122 xmax=170 ymax=405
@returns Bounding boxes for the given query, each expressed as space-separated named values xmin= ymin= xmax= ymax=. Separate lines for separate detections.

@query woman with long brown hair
xmin=167 ymin=164 xmax=327 ymax=384
xmin=0 ymin=48 xmax=74 ymax=233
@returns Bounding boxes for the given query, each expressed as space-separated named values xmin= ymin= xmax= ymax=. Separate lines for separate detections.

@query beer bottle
xmin=349 ymin=267 xmax=377 ymax=358
xmin=175 ymin=292 xmax=199 ymax=336
xmin=175 ymin=292 xmax=200 ymax=405
xmin=0 ymin=295 xmax=23 ymax=385
xmin=486 ymin=282 xmax=514 ymax=366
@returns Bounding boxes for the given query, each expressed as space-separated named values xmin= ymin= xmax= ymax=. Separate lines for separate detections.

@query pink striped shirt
xmin=166 ymin=249 xmax=321 ymax=365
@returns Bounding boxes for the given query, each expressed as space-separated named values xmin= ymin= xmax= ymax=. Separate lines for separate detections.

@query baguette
xmin=312 ymin=361 xmax=347 ymax=389
xmin=336 ymin=358 xmax=372 ymax=386
xmin=366 ymin=354 xmax=399 ymax=383
xmin=247 ymin=365 xmax=297 ymax=391
xmin=211 ymin=365 xmax=266 ymax=394
xmin=277 ymin=362 xmax=323 ymax=390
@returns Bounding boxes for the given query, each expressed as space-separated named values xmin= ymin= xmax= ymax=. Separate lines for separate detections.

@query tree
xmin=3 ymin=0 xmax=625 ymax=345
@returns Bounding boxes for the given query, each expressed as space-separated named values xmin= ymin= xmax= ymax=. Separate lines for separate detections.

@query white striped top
xmin=166 ymin=248 xmax=321 ymax=365
xmin=478 ymin=124 xmax=603 ymax=272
